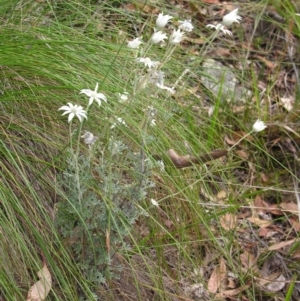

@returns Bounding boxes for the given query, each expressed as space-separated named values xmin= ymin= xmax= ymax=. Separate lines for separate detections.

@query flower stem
xmin=228 ymin=131 xmax=253 ymax=152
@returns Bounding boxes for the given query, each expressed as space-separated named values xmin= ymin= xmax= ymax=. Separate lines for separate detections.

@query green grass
xmin=1 ymin=0 xmax=300 ymax=300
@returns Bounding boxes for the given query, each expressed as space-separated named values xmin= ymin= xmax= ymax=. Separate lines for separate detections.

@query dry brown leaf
xmin=288 ymin=216 xmax=300 ymax=231
xmin=240 ymin=250 xmax=257 ymax=269
xmin=225 ymin=131 xmax=255 ymax=146
xmin=247 ymin=217 xmax=272 ymax=228
xmin=121 ymin=3 xmax=136 ymax=11
xmin=224 ymin=135 xmax=236 ymax=146
xmin=235 ymin=149 xmax=249 ymax=160
xmin=164 ymin=219 xmax=174 ymax=229
xmin=202 ymin=0 xmax=220 ymax=3
xmin=266 ymin=274 xmax=286 ymax=292
xmin=292 ymin=248 xmax=300 ymax=259
xmin=258 ymin=227 xmax=278 ymax=238
xmin=268 ymin=204 xmax=283 ymax=216
xmin=260 ymin=173 xmax=269 ymax=183
xmin=253 ymin=54 xmax=278 ymax=69
xmin=268 ymin=238 xmax=296 ymax=251
xmin=26 ymin=265 xmax=52 ymax=301
xmin=280 ymin=202 xmax=299 ymax=214
xmin=208 ymin=266 xmax=219 ymax=293
xmin=227 ymin=278 xmax=237 ymax=289
xmin=253 ymin=195 xmax=270 ymax=213
xmin=280 ymin=96 xmax=294 ymax=111
xmin=215 ymin=284 xmax=251 ymax=298
xmin=185 ymin=37 xmax=205 ymax=44
xmin=208 ymin=47 xmax=231 ymax=58
xmin=233 ymin=131 xmax=254 ymax=142
xmin=219 ymin=257 xmax=227 ymax=288
xmin=207 ymin=258 xmax=227 ymax=293
xmin=217 ymin=190 xmax=227 ymax=201
xmin=220 ymin=213 xmax=237 ymax=231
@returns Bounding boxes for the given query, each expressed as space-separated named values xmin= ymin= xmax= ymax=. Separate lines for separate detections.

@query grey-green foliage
xmin=55 ymin=135 xmax=154 ymax=287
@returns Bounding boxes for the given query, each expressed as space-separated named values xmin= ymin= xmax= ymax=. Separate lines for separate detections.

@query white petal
xmin=58 ymin=105 xmax=71 ymax=111
xmin=97 ymin=93 xmax=107 ymax=101
xmin=80 ymin=89 xmax=92 ymax=96
xmin=68 ymin=113 xmax=75 ymax=123
xmin=150 ymin=199 xmax=159 ymax=206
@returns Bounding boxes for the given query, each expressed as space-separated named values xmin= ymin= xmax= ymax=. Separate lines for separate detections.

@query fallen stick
xmin=167 ymin=149 xmax=228 ymax=168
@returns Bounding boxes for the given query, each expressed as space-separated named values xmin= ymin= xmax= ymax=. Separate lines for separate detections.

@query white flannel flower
xmin=252 ymin=119 xmax=267 ymax=133
xmin=111 ymin=117 xmax=126 ymax=129
xmin=150 ymin=199 xmax=159 ymax=207
xmin=147 ymin=106 xmax=156 ymax=117
xmin=116 ymin=92 xmax=129 ymax=103
xmin=208 ymin=106 xmax=214 ymax=117
xmin=157 ymin=160 xmax=165 ymax=173
xmin=58 ymin=103 xmax=87 ymax=123
xmin=150 ymin=30 xmax=168 ymax=44
xmin=81 ymin=131 xmax=97 ymax=145
xmin=156 ymin=12 xmax=173 ymax=29
xmin=222 ymin=8 xmax=242 ymax=27
xmin=136 ymin=57 xmax=158 ymax=69
xmin=80 ymin=83 xmax=107 ymax=107
xmin=127 ymin=37 xmax=143 ymax=49
xmin=178 ymin=19 xmax=194 ymax=32
xmin=150 ymin=119 xmax=156 ymax=127
xmin=206 ymin=23 xmax=232 ymax=36
xmin=169 ymin=28 xmax=184 ymax=45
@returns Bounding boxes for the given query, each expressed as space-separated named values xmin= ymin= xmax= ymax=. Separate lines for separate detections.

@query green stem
xmin=228 ymin=131 xmax=253 ymax=152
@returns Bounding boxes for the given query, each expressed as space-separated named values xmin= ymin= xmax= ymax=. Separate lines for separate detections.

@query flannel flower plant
xmin=56 ymin=7 xmax=252 ymax=293
xmin=56 ymin=82 xmax=157 ymax=288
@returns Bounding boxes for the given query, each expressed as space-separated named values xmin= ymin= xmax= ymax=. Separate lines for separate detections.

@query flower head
xmin=136 ymin=57 xmax=158 ymax=69
xmin=169 ymin=28 xmax=184 ymax=45
xmin=58 ymin=103 xmax=87 ymax=123
xmin=81 ymin=131 xmax=97 ymax=145
xmin=222 ymin=8 xmax=242 ymax=27
xmin=147 ymin=106 xmax=156 ymax=117
xmin=150 ymin=30 xmax=168 ymax=44
xmin=150 ymin=119 xmax=156 ymax=127
xmin=111 ymin=117 xmax=126 ymax=129
xmin=80 ymin=83 xmax=107 ymax=107
xmin=116 ymin=92 xmax=129 ymax=103
xmin=206 ymin=23 xmax=232 ymax=36
xmin=252 ymin=119 xmax=267 ymax=133
xmin=150 ymin=199 xmax=159 ymax=206
xmin=178 ymin=19 xmax=194 ymax=32
xmin=156 ymin=12 xmax=173 ymax=29
xmin=127 ymin=37 xmax=143 ymax=49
